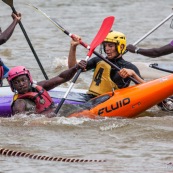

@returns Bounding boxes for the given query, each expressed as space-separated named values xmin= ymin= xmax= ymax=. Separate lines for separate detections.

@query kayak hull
xmin=69 ymin=74 xmax=173 ymax=118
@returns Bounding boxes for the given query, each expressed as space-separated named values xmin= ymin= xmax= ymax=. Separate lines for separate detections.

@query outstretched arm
xmin=38 ymin=60 xmax=87 ymax=91
xmin=68 ymin=35 xmax=81 ymax=68
xmin=126 ymin=43 xmax=173 ymax=58
xmin=0 ymin=12 xmax=21 ymax=45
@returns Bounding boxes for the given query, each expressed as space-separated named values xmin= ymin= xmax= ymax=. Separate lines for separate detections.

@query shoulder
xmin=14 ymin=98 xmax=27 ymax=105
xmin=12 ymin=99 xmax=27 ymax=114
xmin=119 ymin=58 xmax=135 ymax=67
xmin=13 ymin=98 xmax=35 ymax=114
xmin=122 ymin=60 xmax=140 ymax=71
xmin=87 ymin=56 xmax=101 ymax=69
xmin=88 ymin=56 xmax=101 ymax=62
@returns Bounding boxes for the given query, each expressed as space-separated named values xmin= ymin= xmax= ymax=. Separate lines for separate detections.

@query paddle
xmin=124 ymin=12 xmax=173 ymax=54
xmin=149 ymin=63 xmax=173 ymax=73
xmin=54 ymin=16 xmax=115 ymax=115
xmin=2 ymin=0 xmax=48 ymax=80
xmin=27 ymin=4 xmax=140 ymax=84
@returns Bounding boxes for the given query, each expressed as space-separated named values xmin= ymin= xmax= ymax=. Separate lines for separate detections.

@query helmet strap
xmin=115 ymin=44 xmax=121 ymax=57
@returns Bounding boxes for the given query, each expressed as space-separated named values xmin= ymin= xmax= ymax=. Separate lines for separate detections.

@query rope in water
xmin=0 ymin=148 xmax=106 ymax=163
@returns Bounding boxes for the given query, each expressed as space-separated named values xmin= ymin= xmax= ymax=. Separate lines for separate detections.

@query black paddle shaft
xmin=149 ymin=63 xmax=173 ymax=73
xmin=11 ymin=6 xmax=49 ymax=80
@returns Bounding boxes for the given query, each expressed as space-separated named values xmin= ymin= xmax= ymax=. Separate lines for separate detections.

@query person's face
xmin=103 ymin=42 xmax=118 ymax=59
xmin=12 ymin=74 xmax=30 ymax=94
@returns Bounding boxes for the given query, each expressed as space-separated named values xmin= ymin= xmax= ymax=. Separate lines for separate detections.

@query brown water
xmin=0 ymin=0 xmax=173 ymax=172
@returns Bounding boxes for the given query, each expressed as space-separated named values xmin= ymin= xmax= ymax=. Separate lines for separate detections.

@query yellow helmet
xmin=104 ymin=31 xmax=126 ymax=54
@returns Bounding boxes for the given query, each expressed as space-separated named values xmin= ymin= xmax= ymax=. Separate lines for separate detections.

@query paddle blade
xmin=2 ymin=0 xmax=13 ymax=7
xmin=87 ymin=16 xmax=115 ymax=57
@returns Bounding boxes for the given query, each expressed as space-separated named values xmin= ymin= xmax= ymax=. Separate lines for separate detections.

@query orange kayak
xmin=69 ymin=74 xmax=173 ymax=118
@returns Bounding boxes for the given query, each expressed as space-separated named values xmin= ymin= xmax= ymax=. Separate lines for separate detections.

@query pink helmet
xmin=7 ymin=66 xmax=33 ymax=92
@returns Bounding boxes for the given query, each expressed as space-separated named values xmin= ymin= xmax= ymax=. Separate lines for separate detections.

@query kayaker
xmin=0 ymin=58 xmax=10 ymax=86
xmin=126 ymin=42 xmax=173 ymax=57
xmin=7 ymin=62 xmax=87 ymax=117
xmin=0 ymin=12 xmax=21 ymax=86
xmin=68 ymin=30 xmax=145 ymax=97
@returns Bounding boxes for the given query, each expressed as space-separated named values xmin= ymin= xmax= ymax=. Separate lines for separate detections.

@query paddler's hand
xmin=75 ymin=60 xmax=87 ymax=71
xmin=126 ymin=44 xmax=137 ymax=53
xmin=11 ymin=12 xmax=21 ymax=23
xmin=118 ymin=68 xmax=135 ymax=78
xmin=70 ymin=34 xmax=81 ymax=47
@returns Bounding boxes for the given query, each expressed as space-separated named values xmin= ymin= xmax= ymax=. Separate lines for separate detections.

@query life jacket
xmin=88 ymin=61 xmax=118 ymax=96
xmin=0 ymin=62 xmax=4 ymax=86
xmin=12 ymin=84 xmax=54 ymax=114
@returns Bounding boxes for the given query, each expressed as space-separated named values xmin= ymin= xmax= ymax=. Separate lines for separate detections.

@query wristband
xmin=135 ymin=47 xmax=140 ymax=54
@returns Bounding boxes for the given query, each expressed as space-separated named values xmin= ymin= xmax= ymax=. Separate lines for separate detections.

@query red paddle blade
xmin=87 ymin=16 xmax=115 ymax=57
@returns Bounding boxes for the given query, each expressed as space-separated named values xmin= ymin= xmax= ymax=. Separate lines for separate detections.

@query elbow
xmin=0 ymin=38 xmax=7 ymax=45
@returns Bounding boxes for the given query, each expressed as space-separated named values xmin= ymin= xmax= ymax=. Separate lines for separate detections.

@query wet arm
xmin=68 ymin=35 xmax=81 ymax=68
xmin=12 ymin=99 xmax=27 ymax=115
xmin=130 ymin=71 xmax=145 ymax=84
xmin=0 ymin=13 xmax=21 ymax=45
xmin=137 ymin=44 xmax=173 ymax=58
xmin=119 ymin=68 xmax=145 ymax=84
xmin=126 ymin=44 xmax=173 ymax=58
xmin=38 ymin=66 xmax=79 ymax=91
